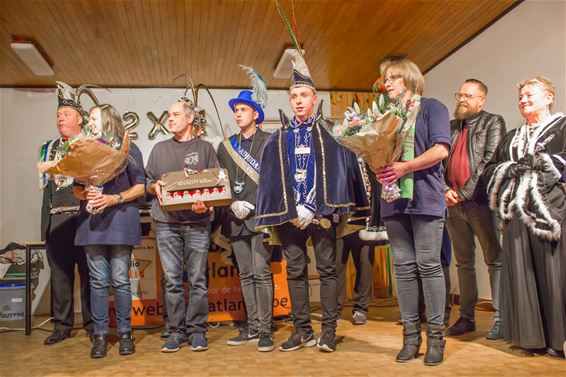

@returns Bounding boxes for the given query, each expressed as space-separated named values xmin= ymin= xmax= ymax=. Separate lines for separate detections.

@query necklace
xmin=233 ymin=132 xmax=256 ymax=195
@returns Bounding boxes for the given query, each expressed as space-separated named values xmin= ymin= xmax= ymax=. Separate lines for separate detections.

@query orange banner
xmin=110 ymin=238 xmax=291 ymax=327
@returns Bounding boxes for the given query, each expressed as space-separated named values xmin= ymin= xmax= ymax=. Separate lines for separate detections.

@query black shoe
xmin=424 ymin=324 xmax=446 ymax=366
xmin=227 ymin=326 xmax=259 ymax=346
xmin=257 ymin=332 xmax=275 ymax=352
xmin=396 ymin=321 xmax=422 ymax=363
xmin=44 ymin=329 xmax=72 ymax=345
xmin=317 ymin=330 xmax=336 ymax=353
xmin=279 ymin=332 xmax=316 ymax=352
xmin=90 ymin=334 xmax=108 ymax=359
xmin=486 ymin=320 xmax=502 ymax=340
xmin=447 ymin=317 xmax=475 ymax=336
xmin=118 ymin=331 xmax=136 ymax=356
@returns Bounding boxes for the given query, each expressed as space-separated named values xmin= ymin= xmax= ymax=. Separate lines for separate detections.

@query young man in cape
xmin=255 ymin=51 xmax=369 ymax=352
xmin=39 ymin=82 xmax=94 ymax=345
xmin=217 ymin=66 xmax=274 ymax=352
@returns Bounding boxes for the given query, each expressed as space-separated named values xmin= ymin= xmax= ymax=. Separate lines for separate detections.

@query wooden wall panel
xmin=330 ymin=91 xmax=376 ymax=120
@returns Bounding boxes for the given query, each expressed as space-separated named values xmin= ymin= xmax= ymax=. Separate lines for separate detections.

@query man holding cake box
xmin=145 ymin=97 xmax=220 ymax=353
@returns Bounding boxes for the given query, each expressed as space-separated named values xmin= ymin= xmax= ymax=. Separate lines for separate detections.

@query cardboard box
xmin=161 ymin=168 xmax=232 ymax=211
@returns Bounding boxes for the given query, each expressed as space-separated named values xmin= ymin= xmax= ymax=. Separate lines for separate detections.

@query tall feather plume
xmin=239 ymin=65 xmax=268 ymax=109
xmin=275 ymin=0 xmax=301 ymax=53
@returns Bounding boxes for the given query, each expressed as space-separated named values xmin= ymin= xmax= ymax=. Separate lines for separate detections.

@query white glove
xmin=296 ymin=205 xmax=315 ymax=230
xmin=230 ymin=201 xmax=254 ymax=220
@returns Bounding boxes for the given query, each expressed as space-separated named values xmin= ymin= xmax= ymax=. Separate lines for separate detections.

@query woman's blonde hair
xmin=517 ymin=76 xmax=555 ymax=111
xmin=379 ymin=55 xmax=425 ymax=96
xmin=92 ymin=104 xmax=125 ymax=139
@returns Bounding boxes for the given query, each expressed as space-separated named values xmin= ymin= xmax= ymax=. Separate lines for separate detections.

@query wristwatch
xmin=116 ymin=193 xmax=125 ymax=204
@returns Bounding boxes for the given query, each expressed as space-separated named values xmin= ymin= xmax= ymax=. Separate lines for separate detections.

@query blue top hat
xmin=228 ymin=90 xmax=265 ymax=125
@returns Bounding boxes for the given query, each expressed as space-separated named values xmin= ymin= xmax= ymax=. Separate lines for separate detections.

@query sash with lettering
xmin=222 ymin=135 xmax=261 ymax=185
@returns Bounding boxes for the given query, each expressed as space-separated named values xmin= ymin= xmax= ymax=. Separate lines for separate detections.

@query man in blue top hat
xmin=255 ymin=51 xmax=369 ymax=353
xmin=217 ymin=66 xmax=274 ymax=352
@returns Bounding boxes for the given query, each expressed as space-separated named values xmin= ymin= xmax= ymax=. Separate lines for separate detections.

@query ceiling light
xmin=273 ymin=48 xmax=304 ymax=79
xmin=10 ymin=41 xmax=54 ymax=76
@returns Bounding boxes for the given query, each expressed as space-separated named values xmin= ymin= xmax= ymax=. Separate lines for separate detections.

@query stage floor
xmin=1 ymin=304 xmax=564 ymax=377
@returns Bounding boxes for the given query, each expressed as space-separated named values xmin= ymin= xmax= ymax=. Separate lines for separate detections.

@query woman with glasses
xmin=373 ymin=55 xmax=451 ymax=366
xmin=484 ymin=76 xmax=566 ymax=358
xmin=73 ymin=104 xmax=146 ymax=359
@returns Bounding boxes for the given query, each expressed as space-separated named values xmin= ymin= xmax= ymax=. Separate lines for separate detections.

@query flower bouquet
xmin=333 ymin=93 xmax=421 ymax=202
xmin=37 ymin=131 xmax=130 ymax=214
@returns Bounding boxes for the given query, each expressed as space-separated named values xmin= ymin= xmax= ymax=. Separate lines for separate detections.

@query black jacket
xmin=40 ymin=139 xmax=80 ymax=240
xmin=216 ymin=129 xmax=269 ymax=236
xmin=445 ymin=110 xmax=506 ymax=202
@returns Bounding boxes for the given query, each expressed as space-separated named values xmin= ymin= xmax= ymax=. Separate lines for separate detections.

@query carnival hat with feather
xmin=56 ymin=81 xmax=100 ymax=122
xmin=275 ymin=0 xmax=315 ymax=92
xmin=229 ymin=65 xmax=268 ymax=124
xmin=56 ymin=81 xmax=101 ymax=129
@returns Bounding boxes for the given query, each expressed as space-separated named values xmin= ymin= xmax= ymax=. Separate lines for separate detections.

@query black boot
xmin=424 ymin=324 xmax=446 ymax=366
xmin=395 ymin=321 xmax=422 ymax=362
xmin=90 ymin=334 xmax=108 ymax=359
xmin=118 ymin=331 xmax=136 ymax=356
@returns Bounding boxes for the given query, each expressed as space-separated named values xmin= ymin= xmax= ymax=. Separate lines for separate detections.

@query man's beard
xmin=454 ymin=105 xmax=479 ymax=120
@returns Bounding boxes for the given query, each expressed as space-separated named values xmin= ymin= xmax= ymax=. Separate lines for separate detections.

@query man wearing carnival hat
xmin=217 ymin=66 xmax=274 ymax=352
xmin=255 ymin=51 xmax=369 ymax=352
xmin=38 ymin=82 xmax=94 ymax=344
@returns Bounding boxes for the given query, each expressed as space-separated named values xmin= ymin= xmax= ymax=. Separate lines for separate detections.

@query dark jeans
xmin=231 ymin=233 xmax=273 ymax=333
xmin=384 ymin=214 xmax=446 ymax=325
xmin=85 ymin=245 xmax=132 ymax=335
xmin=445 ymin=201 xmax=501 ymax=321
xmin=279 ymin=222 xmax=338 ymax=334
xmin=156 ymin=222 xmax=210 ymax=340
xmin=336 ymin=232 xmax=374 ymax=316
xmin=45 ymin=215 xmax=92 ymax=331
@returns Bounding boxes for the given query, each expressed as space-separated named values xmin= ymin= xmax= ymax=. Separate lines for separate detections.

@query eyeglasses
xmin=383 ymin=74 xmax=402 ymax=84
xmin=454 ymin=93 xmax=484 ymax=101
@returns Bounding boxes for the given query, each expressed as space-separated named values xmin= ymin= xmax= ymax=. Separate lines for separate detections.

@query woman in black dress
xmin=484 ymin=76 xmax=565 ymax=358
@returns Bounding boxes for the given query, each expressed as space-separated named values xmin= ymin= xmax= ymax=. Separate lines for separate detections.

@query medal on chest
xmin=294 ymin=169 xmax=307 ymax=183
xmin=233 ymin=180 xmax=245 ymax=194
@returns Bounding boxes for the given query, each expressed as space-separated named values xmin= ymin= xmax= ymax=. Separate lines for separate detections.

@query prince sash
xmin=223 ymin=135 xmax=261 ymax=185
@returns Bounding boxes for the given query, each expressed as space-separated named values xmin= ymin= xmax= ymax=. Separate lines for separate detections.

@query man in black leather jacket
xmin=444 ymin=79 xmax=505 ymax=340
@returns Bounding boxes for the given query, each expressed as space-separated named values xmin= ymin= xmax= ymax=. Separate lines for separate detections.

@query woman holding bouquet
xmin=374 ymin=56 xmax=451 ymax=366
xmin=73 ymin=104 xmax=146 ymax=359
xmin=484 ymin=77 xmax=565 ymax=358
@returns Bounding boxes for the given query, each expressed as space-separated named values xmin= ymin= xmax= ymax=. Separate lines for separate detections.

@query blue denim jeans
xmin=446 ymin=201 xmax=501 ymax=321
xmin=84 ymin=245 xmax=132 ymax=335
xmin=156 ymin=221 xmax=210 ymax=340
xmin=384 ymin=214 xmax=446 ymax=325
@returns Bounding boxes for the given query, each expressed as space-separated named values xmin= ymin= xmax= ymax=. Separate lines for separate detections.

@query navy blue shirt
xmin=380 ymin=97 xmax=451 ymax=218
xmin=75 ymin=143 xmax=146 ymax=246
